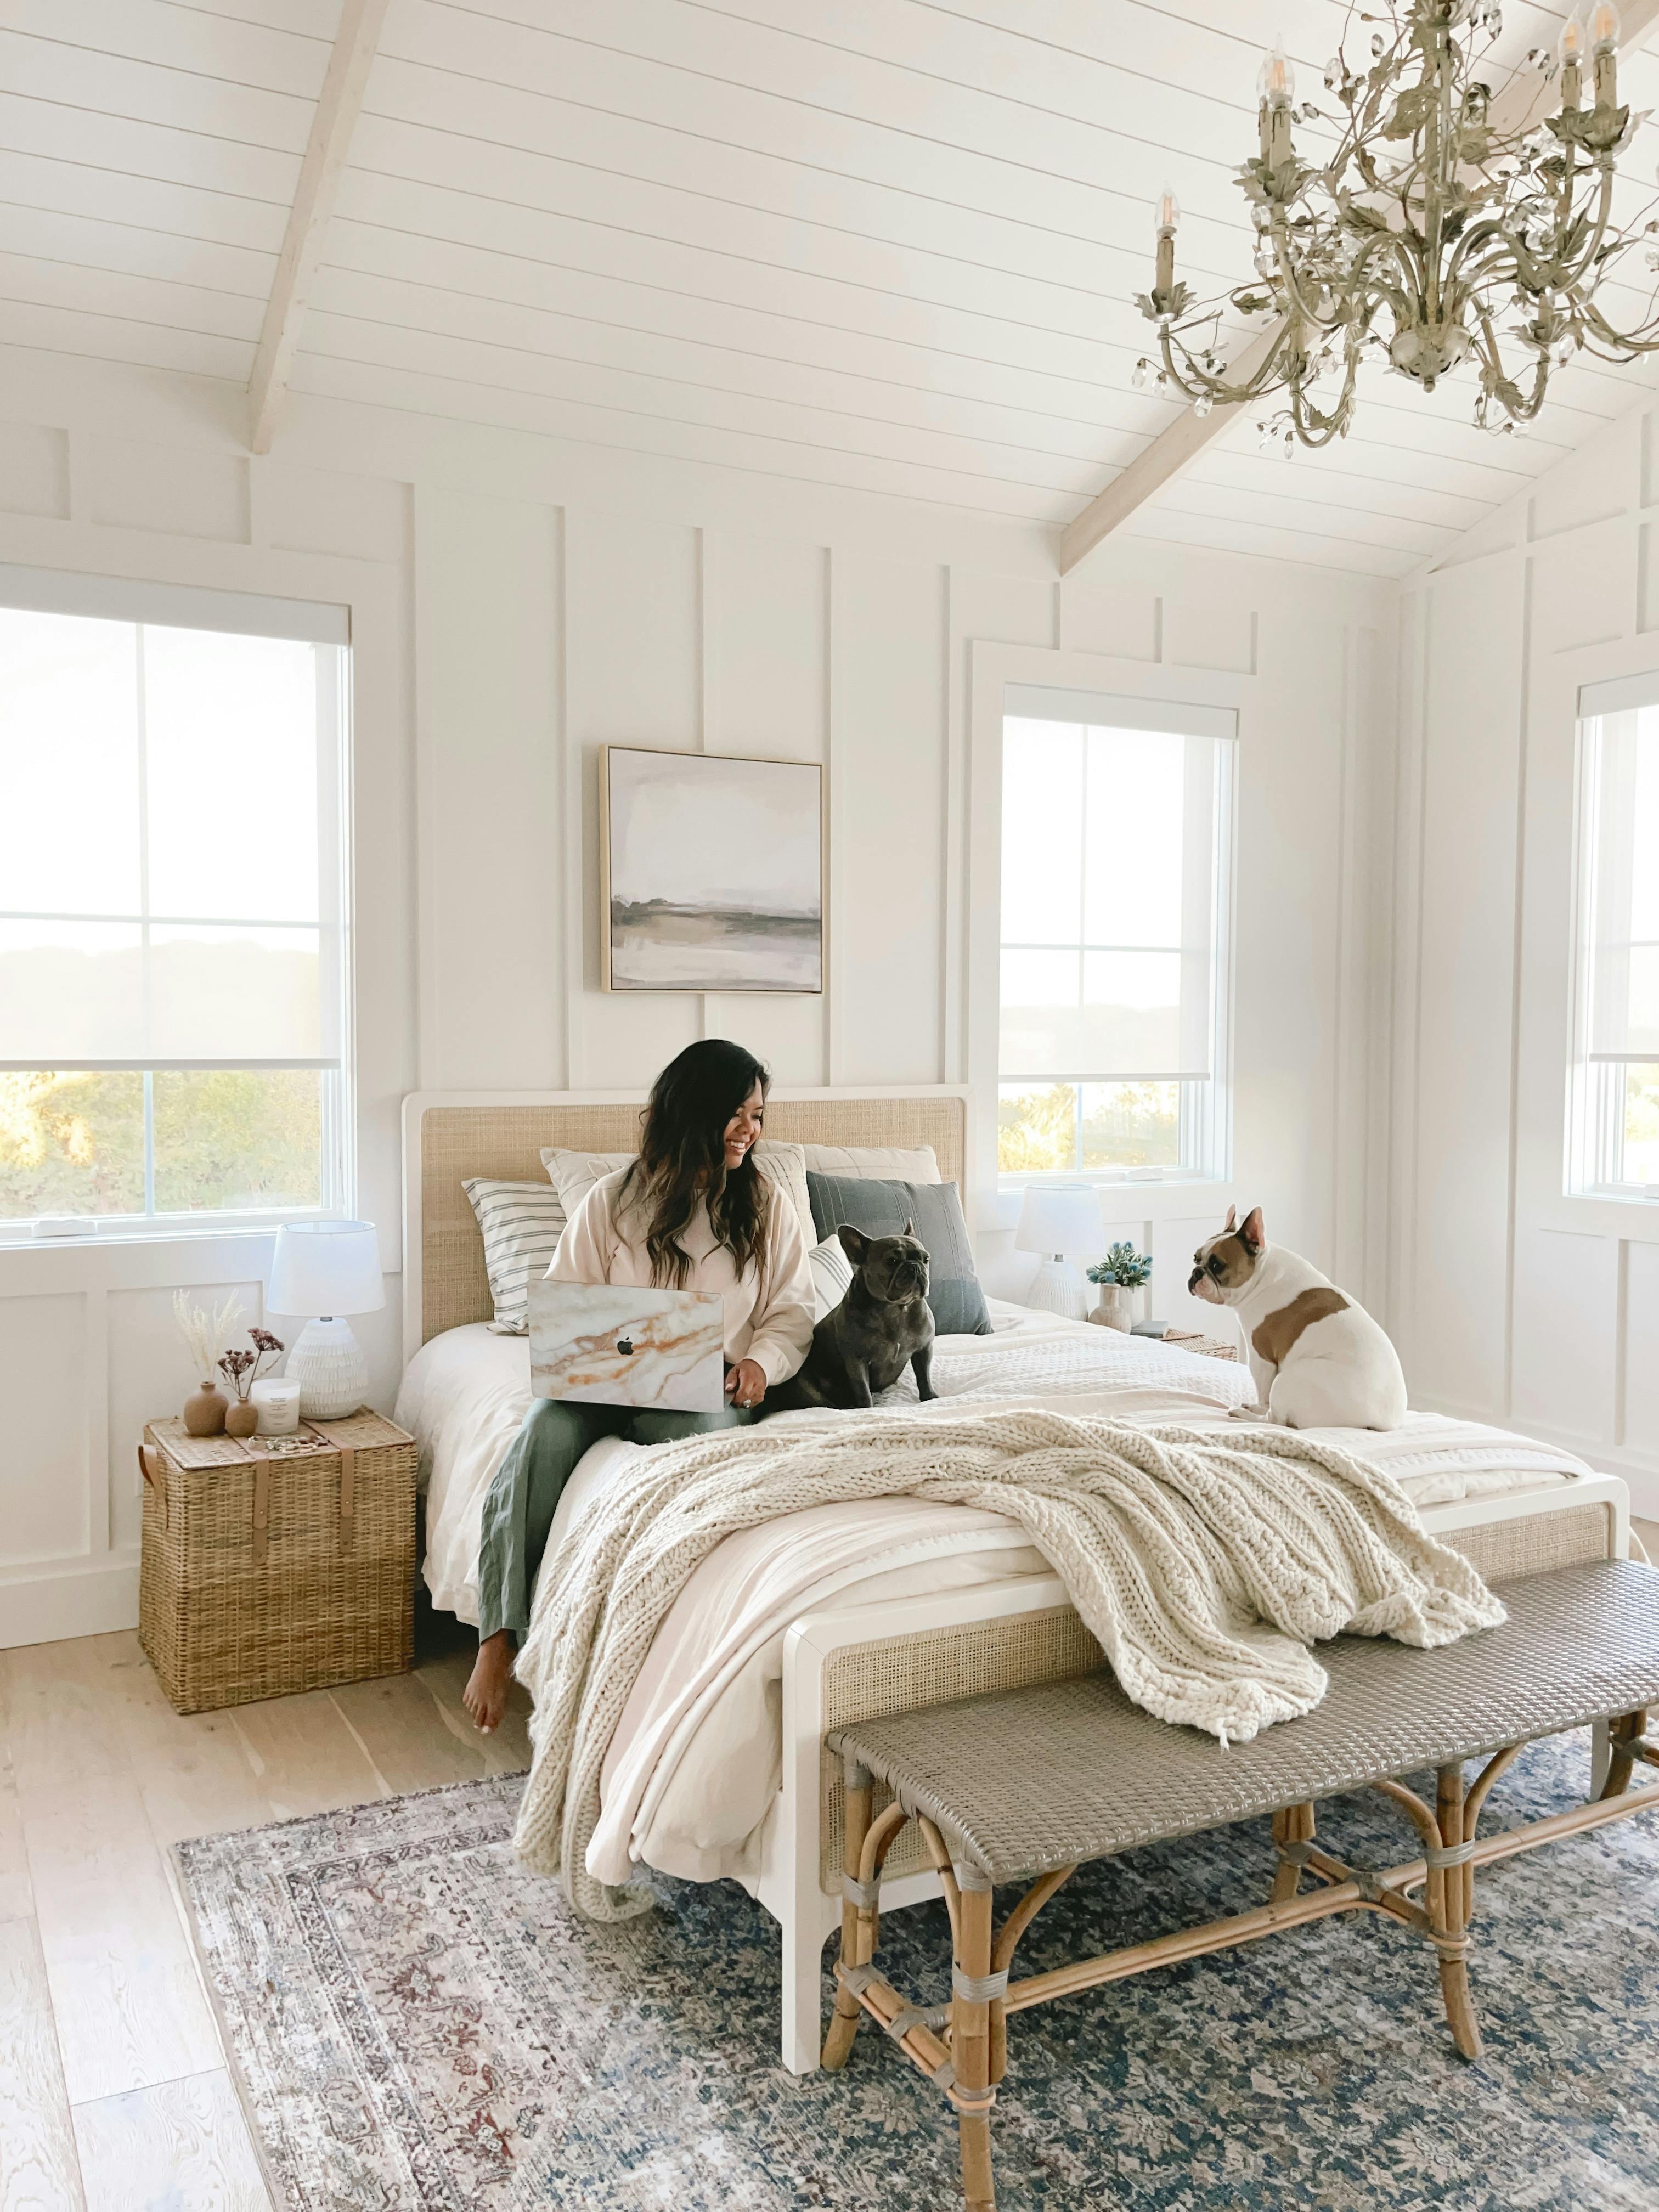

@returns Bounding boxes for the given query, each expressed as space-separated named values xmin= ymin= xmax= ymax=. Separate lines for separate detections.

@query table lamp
xmin=1015 ymin=1183 xmax=1103 ymax=1320
xmin=267 ymin=1220 xmax=383 ymax=1419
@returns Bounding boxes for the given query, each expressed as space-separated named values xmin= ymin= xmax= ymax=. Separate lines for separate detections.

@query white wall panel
xmin=1623 ymin=1240 xmax=1659 ymax=1458
xmin=0 ymin=1296 xmax=87 ymax=1567
xmin=83 ymin=436 xmax=250 ymax=542
xmin=1392 ymin=386 xmax=1659 ymax=1513
xmin=414 ymin=484 xmax=562 ymax=1091
xmin=1164 ymin=599 xmax=1255 ymax=676
xmin=831 ymin=552 xmax=947 ymax=1085
xmin=258 ymin=462 xmax=410 ymax=565
xmin=0 ymin=420 xmax=67 ymax=518
xmin=1403 ymin=560 xmax=1523 ymax=1418
xmin=1059 ymin=579 xmax=1158 ymax=661
xmin=1510 ymin=1229 xmax=1618 ymax=1447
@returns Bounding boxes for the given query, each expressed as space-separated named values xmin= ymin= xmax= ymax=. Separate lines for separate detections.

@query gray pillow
xmin=806 ymin=1174 xmax=991 ymax=1337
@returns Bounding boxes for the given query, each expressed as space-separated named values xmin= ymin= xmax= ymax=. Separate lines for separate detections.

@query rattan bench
xmin=822 ymin=1559 xmax=1659 ymax=2211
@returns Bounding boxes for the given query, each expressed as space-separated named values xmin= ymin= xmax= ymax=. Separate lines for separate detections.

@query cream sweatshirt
xmin=546 ymin=1167 xmax=814 ymax=1389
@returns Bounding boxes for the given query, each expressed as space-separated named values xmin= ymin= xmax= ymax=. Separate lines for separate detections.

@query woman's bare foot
xmin=464 ymin=1630 xmax=514 ymax=1733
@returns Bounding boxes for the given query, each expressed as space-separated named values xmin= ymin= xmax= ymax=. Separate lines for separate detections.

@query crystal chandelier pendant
xmin=1134 ymin=0 xmax=1655 ymax=451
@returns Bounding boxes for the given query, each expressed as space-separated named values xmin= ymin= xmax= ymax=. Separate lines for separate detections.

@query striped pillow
xmin=462 ymin=1178 xmax=567 ymax=1335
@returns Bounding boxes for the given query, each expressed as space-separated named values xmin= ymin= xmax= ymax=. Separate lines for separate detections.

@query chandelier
xmin=1135 ymin=1 xmax=1658 ymax=453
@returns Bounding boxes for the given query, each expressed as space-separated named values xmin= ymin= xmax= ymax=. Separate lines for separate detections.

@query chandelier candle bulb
xmin=1154 ymin=186 xmax=1180 ymax=295
xmin=1559 ymin=11 xmax=1585 ymax=104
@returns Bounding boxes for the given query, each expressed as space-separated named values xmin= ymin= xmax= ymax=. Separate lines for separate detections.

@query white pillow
xmin=541 ymin=1139 xmax=814 ymax=1244
xmin=462 ymin=1178 xmax=568 ymax=1335
xmin=799 ymin=1143 xmax=941 ymax=1184
xmin=808 ymin=1232 xmax=854 ymax=1322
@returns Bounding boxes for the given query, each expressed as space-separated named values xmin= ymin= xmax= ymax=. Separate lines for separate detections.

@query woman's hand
xmin=725 ymin=1357 xmax=767 ymax=1409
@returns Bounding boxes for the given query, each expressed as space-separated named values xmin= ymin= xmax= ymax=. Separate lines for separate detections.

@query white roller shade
xmin=1584 ymin=707 xmax=1659 ymax=1062
xmin=0 ymin=605 xmax=342 ymax=1071
xmin=998 ymin=715 xmax=1225 ymax=1081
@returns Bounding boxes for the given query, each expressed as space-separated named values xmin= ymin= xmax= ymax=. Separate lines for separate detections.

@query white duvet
xmin=396 ymin=1302 xmax=1592 ymax=1891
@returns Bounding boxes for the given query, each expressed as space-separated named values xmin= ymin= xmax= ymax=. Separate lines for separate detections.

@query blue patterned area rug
xmin=176 ymin=1734 xmax=1659 ymax=2211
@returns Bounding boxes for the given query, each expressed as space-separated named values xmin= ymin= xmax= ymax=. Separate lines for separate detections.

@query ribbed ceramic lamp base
xmin=1024 ymin=1257 xmax=1088 ymax=1321
xmin=286 ymin=1317 xmax=370 ymax=1420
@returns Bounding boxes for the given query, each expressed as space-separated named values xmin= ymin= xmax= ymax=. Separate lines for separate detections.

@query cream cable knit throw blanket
xmin=512 ymin=1406 xmax=1504 ymax=1920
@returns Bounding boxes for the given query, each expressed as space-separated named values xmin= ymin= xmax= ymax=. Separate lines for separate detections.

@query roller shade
xmin=1583 ymin=706 xmax=1659 ymax=1063
xmin=999 ymin=713 xmax=1228 ymax=1082
xmin=0 ymin=604 xmax=342 ymax=1072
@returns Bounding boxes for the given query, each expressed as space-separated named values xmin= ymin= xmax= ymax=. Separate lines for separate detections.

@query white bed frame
xmin=400 ymin=1086 xmax=1634 ymax=2076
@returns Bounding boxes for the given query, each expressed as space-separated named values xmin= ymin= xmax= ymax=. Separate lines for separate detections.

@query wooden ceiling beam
xmin=247 ymin=0 xmax=390 ymax=455
xmin=1059 ymin=2 xmax=1659 ymax=575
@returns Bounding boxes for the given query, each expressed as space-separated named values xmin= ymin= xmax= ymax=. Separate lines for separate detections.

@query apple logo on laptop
xmin=616 ymin=1336 xmax=634 ymax=1356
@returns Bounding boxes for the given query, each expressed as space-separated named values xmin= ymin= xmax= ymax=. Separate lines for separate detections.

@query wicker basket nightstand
xmin=138 ymin=1409 xmax=417 ymax=1714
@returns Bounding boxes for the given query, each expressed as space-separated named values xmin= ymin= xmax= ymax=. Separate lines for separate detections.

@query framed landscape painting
xmin=601 ymin=746 xmax=825 ymax=994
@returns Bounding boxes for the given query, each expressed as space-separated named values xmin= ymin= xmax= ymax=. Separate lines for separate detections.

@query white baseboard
xmin=0 ymin=1555 xmax=140 ymax=1650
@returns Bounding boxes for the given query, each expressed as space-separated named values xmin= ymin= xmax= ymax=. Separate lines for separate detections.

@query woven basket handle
xmin=137 ymin=1442 xmax=162 ymax=1488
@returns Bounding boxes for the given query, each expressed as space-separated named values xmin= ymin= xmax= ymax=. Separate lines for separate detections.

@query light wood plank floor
xmin=0 ymin=1604 xmax=529 ymax=2212
xmin=5 ymin=1527 xmax=1656 ymax=2209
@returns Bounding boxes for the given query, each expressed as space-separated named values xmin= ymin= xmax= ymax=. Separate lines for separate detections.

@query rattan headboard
xmin=400 ymin=1087 xmax=970 ymax=1358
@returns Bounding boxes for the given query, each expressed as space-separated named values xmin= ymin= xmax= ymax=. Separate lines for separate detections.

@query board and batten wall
xmin=0 ymin=347 xmax=1393 ymax=1645
xmin=1390 ymin=393 xmax=1659 ymax=1519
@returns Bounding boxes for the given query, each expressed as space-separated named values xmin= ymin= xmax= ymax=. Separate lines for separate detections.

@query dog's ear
xmin=903 ymin=1218 xmax=915 ymax=1239
xmin=1239 ymin=1206 xmax=1265 ymax=1255
xmin=837 ymin=1223 xmax=870 ymax=1266
xmin=1224 ymin=1205 xmax=1237 ymax=1232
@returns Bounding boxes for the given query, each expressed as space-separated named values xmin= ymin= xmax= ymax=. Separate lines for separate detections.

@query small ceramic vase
xmin=1090 ymin=1283 xmax=1135 ymax=1332
xmin=184 ymin=1381 xmax=228 ymax=1437
xmin=224 ymin=1399 xmax=259 ymax=1440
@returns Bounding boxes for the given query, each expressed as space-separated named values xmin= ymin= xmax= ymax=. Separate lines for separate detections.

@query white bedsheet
xmin=396 ymin=1303 xmax=1594 ymax=1891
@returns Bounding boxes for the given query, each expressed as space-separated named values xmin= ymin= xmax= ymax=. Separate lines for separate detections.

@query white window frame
xmin=1567 ymin=677 xmax=1659 ymax=1204
xmin=0 ymin=567 xmax=357 ymax=1246
xmin=966 ymin=646 xmax=1240 ymax=1208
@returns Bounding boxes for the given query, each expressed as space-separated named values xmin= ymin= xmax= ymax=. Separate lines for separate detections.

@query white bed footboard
xmin=758 ymin=1474 xmax=1630 ymax=2074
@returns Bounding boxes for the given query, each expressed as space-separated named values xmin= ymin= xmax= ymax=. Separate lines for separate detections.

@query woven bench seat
xmin=828 ymin=1559 xmax=1659 ymax=1883
xmin=819 ymin=1559 xmax=1659 ymax=2211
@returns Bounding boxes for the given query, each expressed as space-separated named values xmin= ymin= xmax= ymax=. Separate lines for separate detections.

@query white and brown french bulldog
xmin=1188 ymin=1206 xmax=1407 ymax=1431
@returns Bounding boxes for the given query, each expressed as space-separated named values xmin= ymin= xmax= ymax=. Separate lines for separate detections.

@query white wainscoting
xmin=0 ymin=348 xmax=1393 ymax=1643
xmin=1391 ymin=394 xmax=1659 ymax=1519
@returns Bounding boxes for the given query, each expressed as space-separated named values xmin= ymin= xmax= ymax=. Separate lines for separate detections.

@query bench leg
xmin=821 ymin=1759 xmax=872 ymax=2073
xmin=1599 ymin=1709 xmax=1646 ymax=1801
xmin=1435 ymin=1762 xmax=1482 ymax=2062
xmin=952 ymin=1876 xmax=997 ymax=2212
xmin=1269 ymin=1801 xmax=1316 ymax=1903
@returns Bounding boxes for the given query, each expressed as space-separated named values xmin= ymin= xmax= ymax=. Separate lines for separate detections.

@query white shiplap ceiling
xmin=4 ymin=0 xmax=1658 ymax=575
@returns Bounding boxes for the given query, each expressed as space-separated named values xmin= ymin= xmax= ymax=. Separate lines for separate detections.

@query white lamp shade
xmin=267 ymin=1220 xmax=384 ymax=1317
xmin=1015 ymin=1182 xmax=1103 ymax=1257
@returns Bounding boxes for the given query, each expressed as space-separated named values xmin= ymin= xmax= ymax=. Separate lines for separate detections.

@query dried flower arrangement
xmin=173 ymin=1290 xmax=246 ymax=1380
xmin=219 ymin=1326 xmax=285 ymax=1404
xmin=1087 ymin=1243 xmax=1153 ymax=1289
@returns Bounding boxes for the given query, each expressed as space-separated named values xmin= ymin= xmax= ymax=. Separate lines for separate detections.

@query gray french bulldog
xmin=778 ymin=1223 xmax=936 ymax=1410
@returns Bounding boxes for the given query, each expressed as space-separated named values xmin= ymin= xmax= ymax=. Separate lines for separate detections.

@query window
xmin=997 ymin=686 xmax=1234 ymax=1182
xmin=1570 ymin=684 xmax=1659 ymax=1199
xmin=0 ymin=579 xmax=351 ymax=1237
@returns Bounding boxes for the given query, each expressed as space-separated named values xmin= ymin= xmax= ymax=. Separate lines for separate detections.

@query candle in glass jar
xmin=251 ymin=1376 xmax=303 ymax=1436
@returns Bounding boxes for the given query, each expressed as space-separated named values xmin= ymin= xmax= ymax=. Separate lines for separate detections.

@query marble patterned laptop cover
xmin=528 ymin=1282 xmax=726 ymax=1413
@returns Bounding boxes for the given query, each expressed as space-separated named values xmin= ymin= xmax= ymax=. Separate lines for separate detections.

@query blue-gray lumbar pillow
xmin=805 ymin=1174 xmax=991 ymax=1337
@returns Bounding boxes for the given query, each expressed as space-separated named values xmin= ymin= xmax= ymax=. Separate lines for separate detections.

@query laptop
xmin=528 ymin=1280 xmax=727 ymax=1413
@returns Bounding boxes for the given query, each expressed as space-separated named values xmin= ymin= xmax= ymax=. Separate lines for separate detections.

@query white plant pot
xmin=1090 ymin=1283 xmax=1135 ymax=1332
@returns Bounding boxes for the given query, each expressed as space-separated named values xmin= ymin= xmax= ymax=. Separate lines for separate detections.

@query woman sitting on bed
xmin=464 ymin=1038 xmax=815 ymax=1731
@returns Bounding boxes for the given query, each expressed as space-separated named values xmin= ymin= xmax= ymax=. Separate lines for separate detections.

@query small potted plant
xmin=174 ymin=1290 xmax=246 ymax=1436
xmin=219 ymin=1327 xmax=286 ymax=1439
xmin=1086 ymin=1243 xmax=1153 ymax=1332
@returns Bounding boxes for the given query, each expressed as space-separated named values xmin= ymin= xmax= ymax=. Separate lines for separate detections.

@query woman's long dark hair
xmin=618 ymin=1040 xmax=772 ymax=1289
